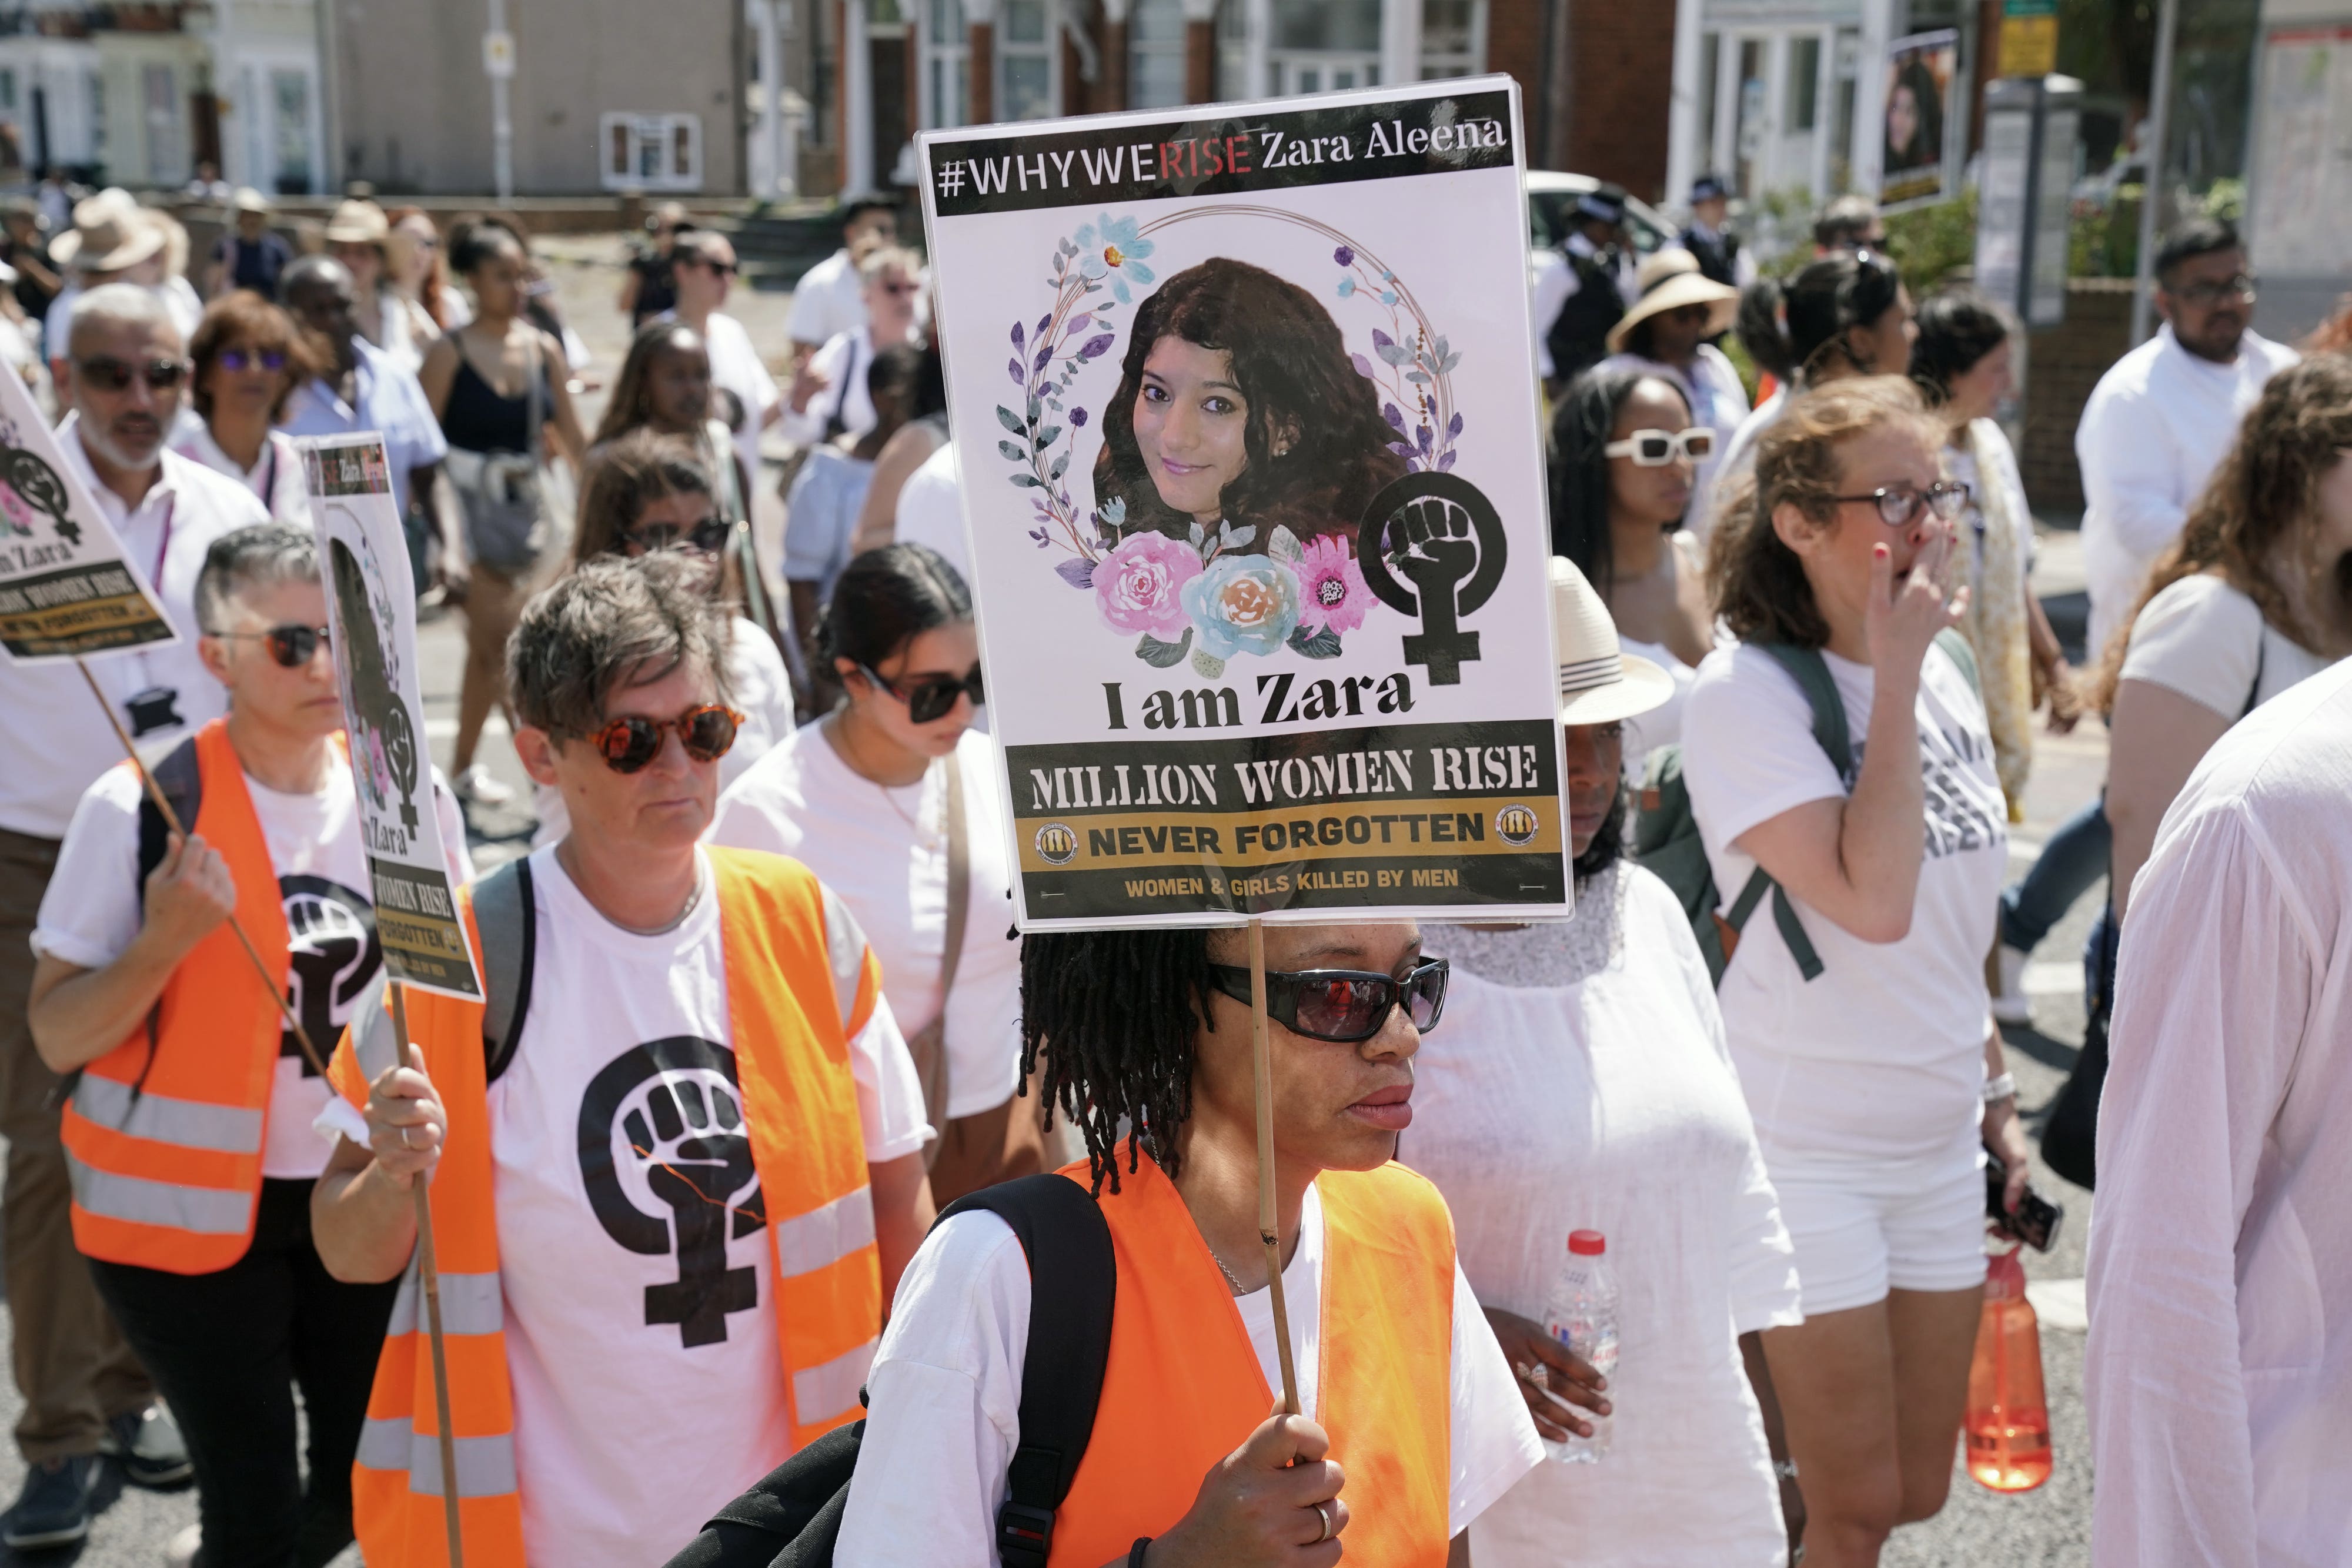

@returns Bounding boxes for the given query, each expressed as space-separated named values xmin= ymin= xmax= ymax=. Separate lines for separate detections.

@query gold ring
xmin=1311 ymin=1501 xmax=1333 ymax=1544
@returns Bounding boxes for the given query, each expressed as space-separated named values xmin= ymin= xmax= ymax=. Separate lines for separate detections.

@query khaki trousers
xmin=0 ymin=825 xmax=153 ymax=1460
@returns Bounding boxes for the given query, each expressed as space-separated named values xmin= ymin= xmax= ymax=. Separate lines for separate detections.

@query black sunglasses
xmin=618 ymin=517 xmax=730 ymax=557
xmin=1206 ymin=958 xmax=1449 ymax=1044
xmin=859 ymin=662 xmax=983 ymax=725
xmin=213 ymin=623 xmax=330 ymax=667
xmin=690 ymin=257 xmax=740 ymax=278
xmin=217 ymin=347 xmax=289 ymax=373
xmin=76 ymin=356 xmax=190 ymax=393
xmin=1830 ymin=479 xmax=1971 ymax=528
xmin=589 ymin=703 xmax=743 ymax=774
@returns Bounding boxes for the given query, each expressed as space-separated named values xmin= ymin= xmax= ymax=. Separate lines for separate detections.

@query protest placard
xmin=302 ymin=434 xmax=481 ymax=1000
xmin=0 ymin=358 xmax=174 ymax=663
xmin=921 ymin=76 xmax=1568 ymax=931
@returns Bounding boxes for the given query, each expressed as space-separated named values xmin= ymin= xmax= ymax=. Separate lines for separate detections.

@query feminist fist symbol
xmin=1355 ymin=472 xmax=1509 ymax=686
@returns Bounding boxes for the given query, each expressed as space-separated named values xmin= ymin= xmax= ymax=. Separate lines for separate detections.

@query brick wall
xmin=2020 ymin=279 xmax=2136 ymax=513
xmin=1563 ymin=0 xmax=1674 ymax=199
xmin=1485 ymin=0 xmax=1565 ymax=168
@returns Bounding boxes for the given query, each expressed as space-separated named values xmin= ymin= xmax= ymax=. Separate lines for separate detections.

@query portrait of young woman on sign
xmin=1092 ymin=257 xmax=1408 ymax=549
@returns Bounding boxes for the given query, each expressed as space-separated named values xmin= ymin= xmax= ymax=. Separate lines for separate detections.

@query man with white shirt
xmin=2087 ymin=657 xmax=2352 ymax=1568
xmin=786 ymin=198 xmax=896 ymax=360
xmin=2078 ymin=219 xmax=2298 ymax=660
xmin=313 ymin=553 xmax=935 ymax=1567
xmin=663 ymin=231 xmax=780 ymax=487
xmin=780 ymin=245 xmax=922 ymax=450
xmin=0 ymin=283 xmax=264 ymax=1547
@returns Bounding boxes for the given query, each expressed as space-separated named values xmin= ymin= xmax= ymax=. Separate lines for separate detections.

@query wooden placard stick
xmin=1247 ymin=916 xmax=1302 ymax=1416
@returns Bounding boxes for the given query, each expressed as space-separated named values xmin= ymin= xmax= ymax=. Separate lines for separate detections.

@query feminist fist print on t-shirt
xmin=576 ymin=1037 xmax=769 ymax=1349
xmin=281 ymin=874 xmax=379 ymax=1072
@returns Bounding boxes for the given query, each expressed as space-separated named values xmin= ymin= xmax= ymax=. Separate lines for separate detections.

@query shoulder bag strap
xmin=908 ymin=760 xmax=970 ymax=1162
xmin=473 ymin=855 xmax=536 ymax=1082
xmin=1722 ymin=644 xmax=1845 ymax=983
xmin=2241 ymin=634 xmax=2267 ymax=719
xmin=933 ymin=1175 xmax=1117 ymax=1568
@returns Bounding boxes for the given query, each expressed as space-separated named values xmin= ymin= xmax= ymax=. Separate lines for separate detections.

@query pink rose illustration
xmin=1294 ymin=535 xmax=1372 ymax=634
xmin=1094 ymin=530 xmax=1202 ymax=639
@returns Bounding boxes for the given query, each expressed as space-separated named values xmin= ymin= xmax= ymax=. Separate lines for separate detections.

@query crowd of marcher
xmin=0 ymin=164 xmax=2343 ymax=1568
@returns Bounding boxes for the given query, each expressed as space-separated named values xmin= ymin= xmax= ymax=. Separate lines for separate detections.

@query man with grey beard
xmin=0 ymin=283 xmax=262 ymax=1549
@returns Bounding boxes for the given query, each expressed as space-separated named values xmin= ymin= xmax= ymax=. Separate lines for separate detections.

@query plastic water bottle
xmin=1541 ymin=1229 xmax=1619 ymax=1463
xmin=1965 ymin=1245 xmax=2053 ymax=1492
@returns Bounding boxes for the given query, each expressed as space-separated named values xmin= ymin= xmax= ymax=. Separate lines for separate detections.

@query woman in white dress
xmin=1549 ymin=366 xmax=1714 ymax=781
xmin=1411 ymin=557 xmax=1806 ymax=1567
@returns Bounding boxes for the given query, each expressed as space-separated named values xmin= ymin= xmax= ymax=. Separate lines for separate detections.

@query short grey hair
xmin=857 ymin=244 xmax=921 ymax=285
xmin=68 ymin=283 xmax=180 ymax=357
xmin=507 ymin=552 xmax=731 ymax=740
xmin=195 ymin=523 xmax=319 ymax=633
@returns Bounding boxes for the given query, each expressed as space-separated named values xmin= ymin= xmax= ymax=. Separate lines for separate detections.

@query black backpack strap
xmin=934 ymin=1174 xmax=1117 ymax=1568
xmin=1933 ymin=627 xmax=1982 ymax=698
xmin=470 ymin=855 xmax=535 ymax=1084
xmin=1719 ymin=645 xmax=1850 ymax=984
xmin=135 ymin=736 xmax=205 ymax=891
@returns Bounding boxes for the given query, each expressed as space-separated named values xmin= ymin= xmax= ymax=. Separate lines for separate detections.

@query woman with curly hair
xmin=836 ymin=915 xmax=1542 ymax=1564
xmin=1093 ymin=256 xmax=1408 ymax=547
xmin=2097 ymin=354 xmax=2352 ymax=927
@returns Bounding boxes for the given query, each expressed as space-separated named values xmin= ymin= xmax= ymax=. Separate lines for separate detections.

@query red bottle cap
xmin=1568 ymin=1230 xmax=1606 ymax=1256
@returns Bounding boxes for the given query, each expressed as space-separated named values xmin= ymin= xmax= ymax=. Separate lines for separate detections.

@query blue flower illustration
xmin=1072 ymin=212 xmax=1158 ymax=304
xmin=1181 ymin=554 xmax=1301 ymax=660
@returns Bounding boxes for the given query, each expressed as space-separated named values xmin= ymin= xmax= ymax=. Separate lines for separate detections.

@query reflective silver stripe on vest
xmin=791 ymin=1338 xmax=876 ymax=1428
xmin=65 ymin=1151 xmax=252 ymax=1235
xmin=771 ymin=1186 xmax=875 ymax=1279
xmin=71 ymin=1074 xmax=264 ymax=1155
xmin=355 ymin=1419 xmax=517 ymax=1499
xmin=384 ymin=1263 xmax=504 ymax=1339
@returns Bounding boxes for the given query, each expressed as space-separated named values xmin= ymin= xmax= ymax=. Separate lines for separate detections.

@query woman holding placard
xmin=836 ymin=905 xmax=1542 ymax=1563
xmin=24 ymin=524 xmax=470 ymax=1568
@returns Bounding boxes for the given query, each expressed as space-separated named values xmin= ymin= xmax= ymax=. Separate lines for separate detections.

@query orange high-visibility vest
xmin=63 ymin=720 xmax=306 ymax=1275
xmin=1046 ymin=1145 xmax=1456 ymax=1568
xmin=334 ymin=846 xmax=885 ymax=1568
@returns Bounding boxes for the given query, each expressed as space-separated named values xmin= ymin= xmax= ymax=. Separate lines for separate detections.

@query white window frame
xmin=1418 ymin=0 xmax=1486 ymax=79
xmin=597 ymin=112 xmax=704 ymax=192
xmin=996 ymin=0 xmax=1061 ymax=121
xmin=1129 ymin=0 xmax=1189 ymax=109
xmin=920 ymin=0 xmax=970 ymax=129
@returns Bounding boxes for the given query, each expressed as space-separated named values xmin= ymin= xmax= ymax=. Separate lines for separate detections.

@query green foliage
xmin=1881 ymin=190 xmax=1981 ymax=296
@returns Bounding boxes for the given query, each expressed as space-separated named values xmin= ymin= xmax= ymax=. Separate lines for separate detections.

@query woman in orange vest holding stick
xmin=311 ymin=552 xmax=938 ymax=1568
xmin=837 ymin=920 xmax=1545 ymax=1564
xmin=26 ymin=522 xmax=472 ymax=1568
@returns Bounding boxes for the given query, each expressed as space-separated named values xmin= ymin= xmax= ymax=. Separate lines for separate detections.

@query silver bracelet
xmin=1981 ymin=1072 xmax=2018 ymax=1104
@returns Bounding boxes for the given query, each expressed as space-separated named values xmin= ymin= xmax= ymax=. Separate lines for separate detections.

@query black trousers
xmin=88 ymin=1179 xmax=400 ymax=1568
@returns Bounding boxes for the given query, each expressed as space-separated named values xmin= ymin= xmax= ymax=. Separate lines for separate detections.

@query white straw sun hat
xmin=1551 ymin=556 xmax=1676 ymax=726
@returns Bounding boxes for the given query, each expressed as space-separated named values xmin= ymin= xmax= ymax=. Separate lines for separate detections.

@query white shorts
xmin=1766 ymin=1141 xmax=1989 ymax=1316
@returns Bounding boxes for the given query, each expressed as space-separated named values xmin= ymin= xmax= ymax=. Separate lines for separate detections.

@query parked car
xmin=1525 ymin=170 xmax=1675 ymax=265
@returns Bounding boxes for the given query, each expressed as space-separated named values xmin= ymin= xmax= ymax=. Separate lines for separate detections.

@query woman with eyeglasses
xmin=527 ymin=430 xmax=795 ymax=850
xmin=1551 ymin=367 xmax=1718 ymax=781
xmin=833 ymin=903 xmax=1543 ymax=1562
xmin=710 ymin=542 xmax=1045 ymax=1205
xmin=1407 ymin=559 xmax=1804 ymax=1568
xmin=1711 ymin=250 xmax=1916 ymax=531
xmin=171 ymin=290 xmax=318 ymax=524
xmin=1682 ymin=377 xmax=2020 ymax=1567
xmin=780 ymin=244 xmax=924 ymax=448
xmin=25 ymin=524 xmax=470 ymax=1568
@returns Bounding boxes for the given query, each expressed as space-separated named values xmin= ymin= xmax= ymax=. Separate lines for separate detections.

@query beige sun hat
xmin=1605 ymin=246 xmax=1739 ymax=354
xmin=1551 ymin=556 xmax=1676 ymax=726
xmin=49 ymin=191 xmax=164 ymax=272
xmin=323 ymin=198 xmax=389 ymax=246
xmin=230 ymin=186 xmax=272 ymax=214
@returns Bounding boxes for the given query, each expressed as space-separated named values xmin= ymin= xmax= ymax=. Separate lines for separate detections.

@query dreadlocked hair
xmin=1020 ymin=927 xmax=1218 ymax=1195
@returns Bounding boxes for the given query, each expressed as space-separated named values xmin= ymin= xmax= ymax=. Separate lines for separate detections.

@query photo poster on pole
xmin=0 ymin=362 xmax=175 ymax=664
xmin=920 ymin=77 xmax=1571 ymax=932
xmin=300 ymin=435 xmax=482 ymax=1000
xmin=1881 ymin=29 xmax=1960 ymax=209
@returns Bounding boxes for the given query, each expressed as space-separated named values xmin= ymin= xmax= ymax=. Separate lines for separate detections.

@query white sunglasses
xmin=1603 ymin=427 xmax=1716 ymax=466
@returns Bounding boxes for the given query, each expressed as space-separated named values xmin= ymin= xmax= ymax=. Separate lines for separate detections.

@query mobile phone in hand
xmin=1985 ymin=1158 xmax=2064 ymax=1252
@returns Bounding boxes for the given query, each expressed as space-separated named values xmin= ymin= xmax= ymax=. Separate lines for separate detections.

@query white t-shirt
xmin=1619 ymin=634 xmax=1695 ymax=787
xmin=2117 ymin=572 xmax=2337 ymax=720
xmin=1413 ymin=864 xmax=1802 ymax=1567
xmin=781 ymin=325 xmax=913 ymax=449
xmin=710 ymin=727 xmax=1020 ymax=1121
xmin=528 ymin=617 xmax=796 ymax=851
xmin=836 ymin=1179 xmax=1544 ymax=1562
xmin=2086 ymin=658 xmax=2352 ymax=1568
xmin=0 ymin=424 xmax=270 ymax=839
xmin=2077 ymin=326 xmax=2300 ymax=657
xmin=1681 ymin=641 xmax=2007 ymax=1161
xmin=169 ymin=420 xmax=312 ymax=526
xmin=490 ymin=843 xmax=928 ymax=1568
xmin=784 ymin=248 xmax=870 ymax=348
xmin=32 ymin=755 xmax=471 ymax=1179
xmin=893 ymin=441 xmax=968 ymax=583
xmin=669 ymin=310 xmax=779 ymax=483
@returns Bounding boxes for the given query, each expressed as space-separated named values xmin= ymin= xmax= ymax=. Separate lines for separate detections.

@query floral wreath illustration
xmin=995 ymin=206 xmax=1465 ymax=678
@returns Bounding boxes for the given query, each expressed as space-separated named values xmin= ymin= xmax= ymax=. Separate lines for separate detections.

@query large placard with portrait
xmin=921 ymin=78 xmax=1569 ymax=930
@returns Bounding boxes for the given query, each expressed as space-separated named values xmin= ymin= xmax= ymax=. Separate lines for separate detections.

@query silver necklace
xmin=1209 ymin=1249 xmax=1246 ymax=1295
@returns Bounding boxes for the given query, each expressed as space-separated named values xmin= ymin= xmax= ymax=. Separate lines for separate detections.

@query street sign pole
xmin=485 ymin=0 xmax=515 ymax=203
